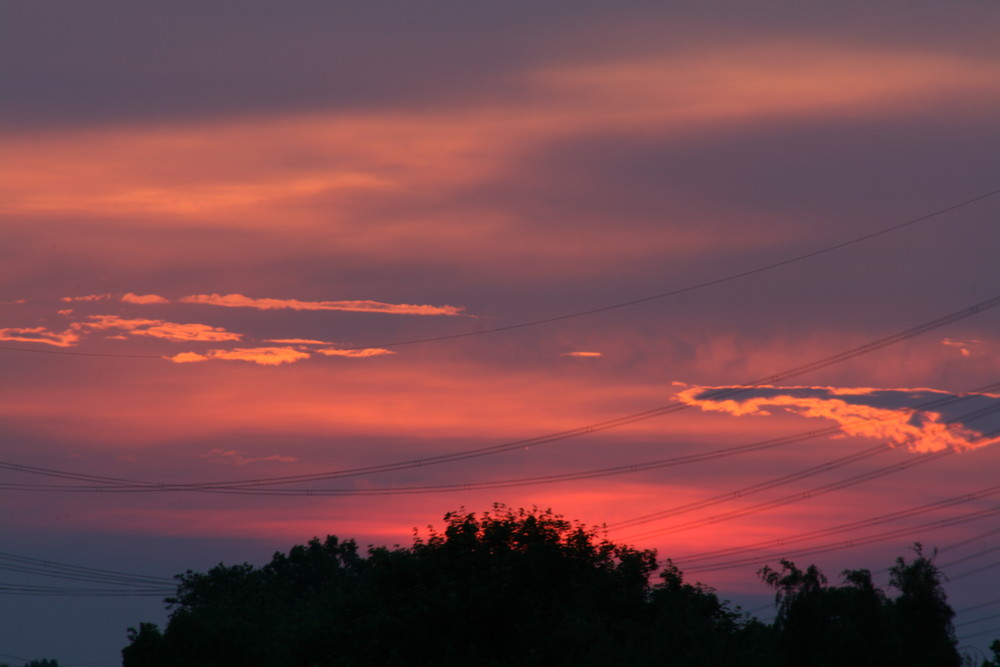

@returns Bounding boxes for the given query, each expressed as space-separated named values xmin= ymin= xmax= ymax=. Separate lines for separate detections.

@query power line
xmin=940 ymin=543 xmax=1000 ymax=570
xmin=950 ymin=556 xmax=1000 ymax=582
xmin=3 ymin=292 xmax=998 ymax=494
xmin=680 ymin=473 xmax=1000 ymax=565
xmin=1 ymin=187 xmax=997 ymax=361
xmin=680 ymin=502 xmax=1000 ymax=574
xmin=2 ymin=383 xmax=997 ymax=499
xmin=0 ymin=582 xmax=172 ymax=597
xmin=608 ymin=387 xmax=1000 ymax=533
xmin=619 ymin=449 xmax=954 ymax=542
xmin=0 ymin=550 xmax=174 ymax=587
xmin=958 ymin=596 xmax=1000 ymax=615
xmin=343 ymin=185 xmax=1000 ymax=351
xmin=957 ymin=624 xmax=1000 ymax=640
xmin=956 ymin=612 xmax=1000 ymax=629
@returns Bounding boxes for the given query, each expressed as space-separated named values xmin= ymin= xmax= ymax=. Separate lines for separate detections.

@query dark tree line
xmin=122 ymin=505 xmax=993 ymax=666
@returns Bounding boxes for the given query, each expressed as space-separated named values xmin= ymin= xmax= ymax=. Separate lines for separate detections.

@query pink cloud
xmin=180 ymin=293 xmax=464 ymax=316
xmin=315 ymin=347 xmax=395 ymax=358
xmin=81 ymin=315 xmax=241 ymax=342
xmin=61 ymin=294 xmax=113 ymax=302
xmin=200 ymin=448 xmax=299 ymax=466
xmin=166 ymin=346 xmax=310 ymax=366
xmin=121 ymin=292 xmax=170 ymax=304
xmin=941 ymin=338 xmax=982 ymax=357
xmin=0 ymin=326 xmax=81 ymax=347
xmin=676 ymin=385 xmax=1000 ymax=453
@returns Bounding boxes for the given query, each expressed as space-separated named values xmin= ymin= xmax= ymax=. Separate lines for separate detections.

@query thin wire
xmin=0 ymin=582 xmax=172 ymax=597
xmin=2 ymin=380 xmax=997 ymax=498
xmin=958 ymin=596 xmax=1000 ymax=615
xmin=956 ymin=612 xmax=1000 ymax=629
xmin=950 ymin=556 xmax=1000 ymax=582
xmin=0 ymin=550 xmax=174 ymax=586
xmin=620 ymin=449 xmax=954 ymax=542
xmin=957 ymin=624 xmax=1000 ymax=640
xmin=344 ymin=185 xmax=1000 ymax=351
xmin=682 ymin=503 xmax=1000 ymax=574
xmin=1 ymin=186 xmax=998 ymax=360
xmin=4 ymin=292 xmax=998 ymax=494
xmin=675 ymin=451 xmax=1000 ymax=564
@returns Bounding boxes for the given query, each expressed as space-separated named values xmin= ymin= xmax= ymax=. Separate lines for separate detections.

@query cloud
xmin=121 ymin=292 xmax=170 ymax=304
xmin=61 ymin=294 xmax=113 ymax=302
xmin=941 ymin=338 xmax=982 ymax=357
xmin=264 ymin=338 xmax=336 ymax=345
xmin=315 ymin=347 xmax=395 ymax=358
xmin=0 ymin=326 xmax=81 ymax=347
xmin=180 ymin=293 xmax=464 ymax=316
xmin=675 ymin=385 xmax=1000 ymax=453
xmin=200 ymin=449 xmax=299 ymax=466
xmin=561 ymin=351 xmax=602 ymax=358
xmin=166 ymin=347 xmax=310 ymax=366
xmin=80 ymin=315 xmax=241 ymax=342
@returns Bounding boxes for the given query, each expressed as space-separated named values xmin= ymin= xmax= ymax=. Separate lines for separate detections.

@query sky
xmin=2 ymin=1 xmax=1000 ymax=663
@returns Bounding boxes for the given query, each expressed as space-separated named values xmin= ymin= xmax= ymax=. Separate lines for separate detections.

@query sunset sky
xmin=2 ymin=2 xmax=1000 ymax=663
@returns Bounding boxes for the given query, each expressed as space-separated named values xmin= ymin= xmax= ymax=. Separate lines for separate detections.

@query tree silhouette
xmin=122 ymin=507 xmax=968 ymax=666
xmin=759 ymin=560 xmax=892 ymax=665
xmin=758 ymin=544 xmax=963 ymax=667
xmin=887 ymin=543 xmax=961 ymax=667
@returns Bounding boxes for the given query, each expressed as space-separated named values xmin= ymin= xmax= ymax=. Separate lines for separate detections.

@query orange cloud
xmin=166 ymin=346 xmax=310 ymax=366
xmin=200 ymin=449 xmax=299 ymax=466
xmin=121 ymin=292 xmax=170 ymax=305
xmin=264 ymin=338 xmax=336 ymax=345
xmin=0 ymin=326 xmax=80 ymax=347
xmin=315 ymin=347 xmax=395 ymax=358
xmin=562 ymin=351 xmax=602 ymax=358
xmin=941 ymin=338 xmax=982 ymax=357
xmin=61 ymin=294 xmax=113 ymax=302
xmin=676 ymin=385 xmax=1000 ymax=453
xmin=80 ymin=315 xmax=241 ymax=342
xmin=180 ymin=293 xmax=464 ymax=316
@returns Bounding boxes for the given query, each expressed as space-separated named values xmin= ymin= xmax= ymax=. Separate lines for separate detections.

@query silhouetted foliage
xmin=758 ymin=543 xmax=963 ymax=667
xmin=887 ymin=543 xmax=961 ymax=666
xmin=759 ymin=561 xmax=892 ymax=665
xmin=983 ymin=639 xmax=1000 ymax=667
xmin=122 ymin=506 xmax=968 ymax=666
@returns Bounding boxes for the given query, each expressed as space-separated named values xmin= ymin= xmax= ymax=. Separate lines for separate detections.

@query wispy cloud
xmin=81 ymin=315 xmax=241 ymax=342
xmin=676 ymin=385 xmax=1000 ymax=453
xmin=180 ymin=293 xmax=465 ymax=316
xmin=0 ymin=326 xmax=80 ymax=347
xmin=60 ymin=292 xmax=168 ymax=304
xmin=315 ymin=347 xmax=395 ymax=358
xmin=61 ymin=294 xmax=114 ymax=303
xmin=200 ymin=448 xmax=299 ymax=466
xmin=941 ymin=338 xmax=982 ymax=357
xmin=561 ymin=351 xmax=602 ymax=358
xmin=167 ymin=346 xmax=310 ymax=366
xmin=121 ymin=293 xmax=170 ymax=304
